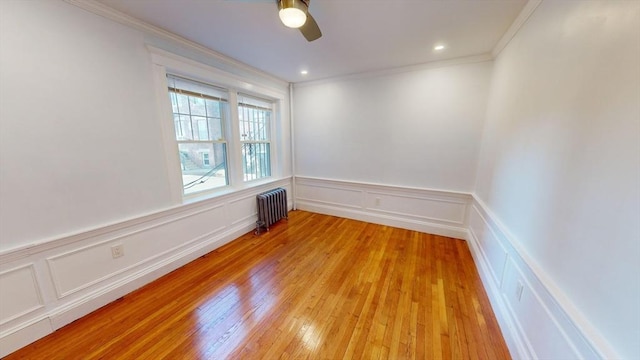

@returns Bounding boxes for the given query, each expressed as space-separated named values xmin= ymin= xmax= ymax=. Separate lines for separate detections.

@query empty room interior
xmin=0 ymin=0 xmax=638 ymax=359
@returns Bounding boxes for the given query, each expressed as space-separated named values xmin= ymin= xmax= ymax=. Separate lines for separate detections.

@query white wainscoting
xmin=0 ymin=179 xmax=291 ymax=358
xmin=294 ymin=176 xmax=471 ymax=240
xmin=467 ymin=195 xmax=605 ymax=360
xmin=2 ymin=176 xmax=608 ymax=359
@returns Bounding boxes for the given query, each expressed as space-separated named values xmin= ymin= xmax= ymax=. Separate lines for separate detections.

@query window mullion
xmin=227 ymin=91 xmax=244 ymax=187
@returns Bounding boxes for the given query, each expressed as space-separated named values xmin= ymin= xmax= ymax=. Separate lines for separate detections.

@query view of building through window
xmin=168 ymin=75 xmax=229 ymax=195
xmin=238 ymin=95 xmax=272 ymax=181
xmin=167 ymin=76 xmax=275 ymax=196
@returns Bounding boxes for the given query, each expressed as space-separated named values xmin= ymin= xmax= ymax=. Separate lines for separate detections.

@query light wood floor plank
xmin=5 ymin=211 xmax=510 ymax=359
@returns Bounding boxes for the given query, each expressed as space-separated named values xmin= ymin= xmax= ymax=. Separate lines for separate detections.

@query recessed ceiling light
xmin=300 ymin=70 xmax=308 ymax=75
xmin=434 ymin=45 xmax=446 ymax=51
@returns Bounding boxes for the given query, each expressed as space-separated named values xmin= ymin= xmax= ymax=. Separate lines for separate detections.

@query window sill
xmin=181 ymin=176 xmax=291 ymax=206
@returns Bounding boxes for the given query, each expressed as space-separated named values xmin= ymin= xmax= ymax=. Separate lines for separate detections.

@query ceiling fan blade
xmin=299 ymin=12 xmax=322 ymax=41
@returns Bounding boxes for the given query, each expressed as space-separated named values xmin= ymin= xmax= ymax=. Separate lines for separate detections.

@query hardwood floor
xmin=5 ymin=211 xmax=510 ymax=359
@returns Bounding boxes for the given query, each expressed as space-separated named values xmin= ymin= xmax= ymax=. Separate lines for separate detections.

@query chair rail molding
xmin=466 ymin=194 xmax=616 ymax=360
xmin=294 ymin=176 xmax=471 ymax=240
xmin=0 ymin=178 xmax=292 ymax=358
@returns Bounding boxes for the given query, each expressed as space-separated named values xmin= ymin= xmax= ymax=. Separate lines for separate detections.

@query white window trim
xmin=148 ymin=46 xmax=288 ymax=204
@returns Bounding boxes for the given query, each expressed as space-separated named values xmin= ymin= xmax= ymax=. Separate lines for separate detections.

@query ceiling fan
xmin=277 ymin=0 xmax=322 ymax=42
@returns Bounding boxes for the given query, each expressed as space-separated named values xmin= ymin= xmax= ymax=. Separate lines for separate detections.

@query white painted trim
xmin=0 ymin=178 xmax=292 ymax=357
xmin=227 ymin=190 xmax=273 ymax=226
xmin=465 ymin=228 xmax=530 ymax=359
xmin=0 ymin=177 xmax=291 ymax=263
xmin=148 ymin=46 xmax=287 ymax=99
xmin=298 ymin=201 xmax=469 ymax=240
xmin=0 ymin=317 xmax=52 ymax=358
xmin=1 ymin=168 xmax=613 ymax=360
xmin=151 ymin=63 xmax=183 ymax=204
xmin=296 ymin=176 xmax=472 ymax=199
xmin=63 ymin=0 xmax=538 ymax=90
xmin=47 ymin=218 xmax=256 ymax=331
xmin=468 ymin=194 xmax=618 ymax=360
xmin=62 ymin=0 xmax=288 ymax=88
xmin=491 ymin=0 xmax=543 ymax=58
xmin=289 ymin=83 xmax=297 ymax=210
xmin=63 ymin=0 xmax=541 ymax=92
xmin=467 ymin=203 xmax=509 ymax=287
xmin=365 ymin=190 xmax=467 ymax=225
xmin=0 ymin=264 xmax=44 ymax=326
xmin=46 ymin=205 xmax=226 ymax=299
xmin=294 ymin=54 xmax=494 ymax=88
xmin=294 ymin=177 xmax=470 ymax=240
xmin=148 ymin=46 xmax=288 ymax=204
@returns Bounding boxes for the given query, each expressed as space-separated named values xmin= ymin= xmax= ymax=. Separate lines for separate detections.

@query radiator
xmin=256 ymin=188 xmax=288 ymax=234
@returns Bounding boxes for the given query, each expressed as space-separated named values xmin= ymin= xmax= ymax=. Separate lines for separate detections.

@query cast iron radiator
xmin=256 ymin=188 xmax=288 ymax=234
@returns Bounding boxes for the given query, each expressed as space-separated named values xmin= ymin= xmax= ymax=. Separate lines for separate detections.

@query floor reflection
xmin=299 ymin=319 xmax=322 ymax=352
xmin=193 ymin=260 xmax=278 ymax=358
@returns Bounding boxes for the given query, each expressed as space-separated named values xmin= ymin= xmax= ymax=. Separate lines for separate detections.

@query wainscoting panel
xmin=0 ymin=178 xmax=291 ymax=358
xmin=467 ymin=195 xmax=605 ymax=360
xmin=467 ymin=204 xmax=508 ymax=286
xmin=294 ymin=177 xmax=470 ymax=239
xmin=2 ymin=177 xmax=609 ymax=360
xmin=0 ymin=264 xmax=43 ymax=326
xmin=296 ymin=181 xmax=363 ymax=209
xmin=365 ymin=190 xmax=466 ymax=225
xmin=46 ymin=204 xmax=228 ymax=299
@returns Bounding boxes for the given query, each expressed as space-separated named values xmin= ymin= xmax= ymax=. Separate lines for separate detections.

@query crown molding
xmin=63 ymin=0 xmax=289 ymax=89
xmin=294 ymin=53 xmax=494 ymax=88
xmin=492 ymin=0 xmax=543 ymax=58
xmin=64 ymin=0 xmax=541 ymax=87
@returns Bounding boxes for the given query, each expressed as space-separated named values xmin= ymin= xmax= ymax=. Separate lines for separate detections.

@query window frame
xmin=149 ymin=46 xmax=287 ymax=203
xmin=167 ymin=75 xmax=231 ymax=195
xmin=238 ymin=94 xmax=273 ymax=182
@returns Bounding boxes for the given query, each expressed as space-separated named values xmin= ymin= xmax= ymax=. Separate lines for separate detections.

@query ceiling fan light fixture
xmin=278 ymin=0 xmax=307 ymax=28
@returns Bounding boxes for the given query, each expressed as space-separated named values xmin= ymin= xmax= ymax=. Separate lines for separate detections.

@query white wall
xmin=293 ymin=60 xmax=492 ymax=192
xmin=474 ymin=1 xmax=640 ymax=358
xmin=0 ymin=0 xmax=290 ymax=251
xmin=0 ymin=0 xmax=292 ymax=356
xmin=0 ymin=0 xmax=171 ymax=250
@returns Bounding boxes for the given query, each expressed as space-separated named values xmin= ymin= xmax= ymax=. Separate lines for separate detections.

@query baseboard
xmin=467 ymin=195 xmax=614 ymax=359
xmin=297 ymin=201 xmax=468 ymax=240
xmin=48 ymin=220 xmax=254 ymax=330
xmin=465 ymin=227 xmax=532 ymax=359
xmin=0 ymin=179 xmax=291 ymax=358
xmin=0 ymin=317 xmax=52 ymax=358
xmin=295 ymin=176 xmax=470 ymax=240
xmin=1 ymin=177 xmax=613 ymax=359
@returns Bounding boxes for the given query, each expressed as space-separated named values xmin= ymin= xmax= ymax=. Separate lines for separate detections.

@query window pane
xmin=208 ymin=117 xmax=223 ymax=141
xmin=206 ymin=99 xmax=221 ymax=118
xmin=168 ymin=74 xmax=231 ymax=197
xmin=238 ymin=106 xmax=270 ymax=141
xmin=193 ymin=116 xmax=208 ymax=140
xmin=242 ymin=143 xmax=270 ymax=181
xmin=189 ymin=96 xmax=207 ymax=116
xmin=179 ymin=142 xmax=228 ymax=195
xmin=175 ymin=114 xmax=192 ymax=141
xmin=170 ymin=95 xmax=226 ymax=142
xmin=174 ymin=93 xmax=190 ymax=114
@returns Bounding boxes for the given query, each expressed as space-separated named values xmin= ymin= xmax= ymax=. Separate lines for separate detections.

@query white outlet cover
xmin=111 ymin=244 xmax=124 ymax=258
xmin=516 ymin=281 xmax=524 ymax=301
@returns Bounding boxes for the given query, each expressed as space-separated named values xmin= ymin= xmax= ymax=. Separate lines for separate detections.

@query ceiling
xmin=96 ymin=0 xmax=528 ymax=83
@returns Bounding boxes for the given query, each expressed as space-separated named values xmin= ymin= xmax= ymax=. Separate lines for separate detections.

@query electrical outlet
xmin=375 ymin=198 xmax=381 ymax=206
xmin=516 ymin=280 xmax=524 ymax=301
xmin=111 ymin=244 xmax=124 ymax=259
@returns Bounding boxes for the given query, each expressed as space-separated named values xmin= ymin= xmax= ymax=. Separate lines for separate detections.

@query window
xmin=152 ymin=48 xmax=286 ymax=200
xmin=238 ymin=94 xmax=272 ymax=181
xmin=167 ymin=75 xmax=229 ymax=195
